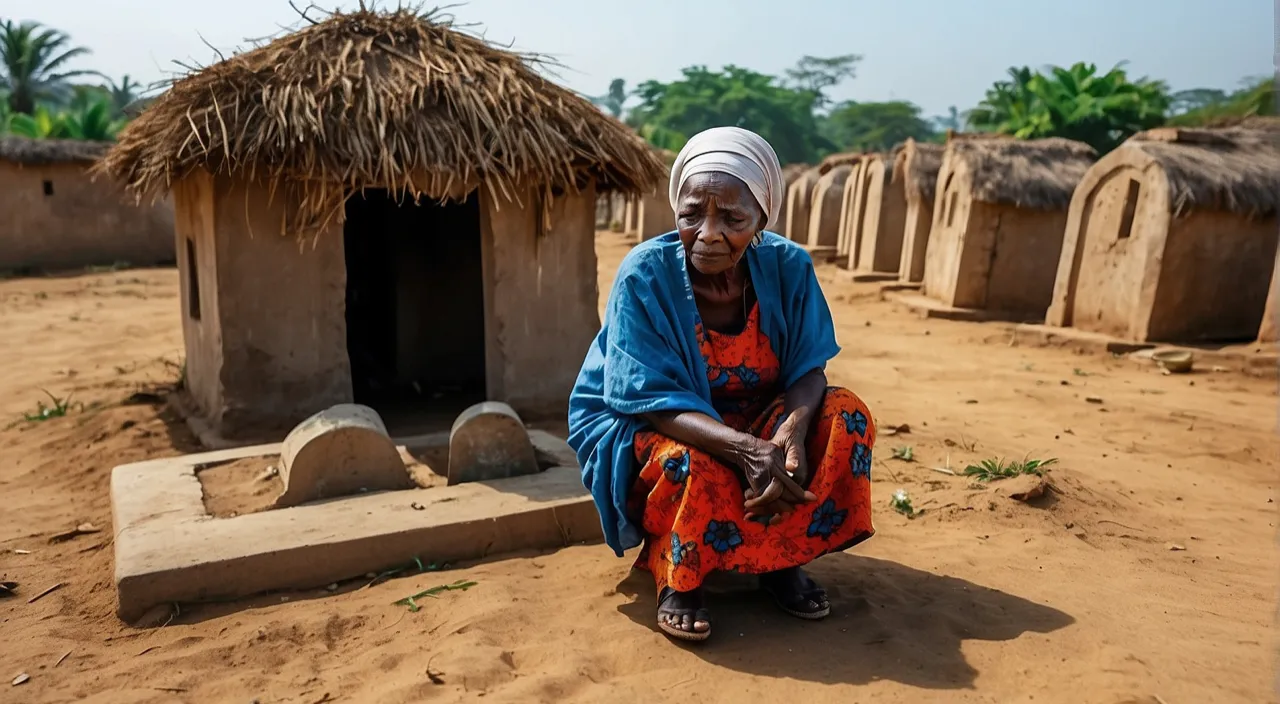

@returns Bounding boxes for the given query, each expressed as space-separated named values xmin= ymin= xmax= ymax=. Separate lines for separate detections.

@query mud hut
xmin=922 ymin=136 xmax=1096 ymax=318
xmin=774 ymin=164 xmax=810 ymax=238
xmin=97 ymin=9 xmax=664 ymax=439
xmin=805 ymin=164 xmax=853 ymax=255
xmin=1260 ymin=249 xmax=1279 ymax=343
xmin=1046 ymin=126 xmax=1280 ymax=343
xmin=851 ymin=145 xmax=908 ymax=279
xmin=0 ymin=137 xmax=173 ymax=272
xmin=840 ymin=155 xmax=881 ymax=269
xmin=636 ymin=149 xmax=677 ymax=241
xmin=784 ymin=167 xmax=822 ymax=243
xmin=894 ymin=140 xmax=945 ymax=283
xmin=834 ymin=156 xmax=868 ymax=262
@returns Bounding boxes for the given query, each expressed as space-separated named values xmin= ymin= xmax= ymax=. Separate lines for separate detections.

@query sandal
xmin=656 ymin=586 xmax=712 ymax=642
xmin=761 ymin=568 xmax=831 ymax=620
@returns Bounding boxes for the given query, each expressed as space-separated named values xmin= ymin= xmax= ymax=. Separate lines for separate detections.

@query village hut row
xmin=0 ymin=137 xmax=174 ymax=272
xmin=775 ymin=124 xmax=1280 ymax=345
xmin=97 ymin=8 xmax=665 ymax=440
xmin=598 ymin=149 xmax=677 ymax=242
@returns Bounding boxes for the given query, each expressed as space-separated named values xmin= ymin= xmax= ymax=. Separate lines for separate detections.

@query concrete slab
xmin=1015 ymin=324 xmax=1279 ymax=374
xmin=878 ymin=282 xmax=922 ymax=295
xmin=1010 ymin=324 xmax=1156 ymax=355
xmin=884 ymin=292 xmax=1043 ymax=323
xmin=850 ymin=271 xmax=898 ymax=283
xmin=111 ymin=431 xmax=600 ymax=623
xmin=804 ymin=245 xmax=839 ymax=263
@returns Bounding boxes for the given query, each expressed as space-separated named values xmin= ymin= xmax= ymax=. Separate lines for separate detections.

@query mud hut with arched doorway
xmin=774 ymin=164 xmax=810 ymax=239
xmin=97 ymin=8 xmax=664 ymax=440
xmin=850 ymin=145 xmax=909 ymax=281
xmin=921 ymin=135 xmax=1096 ymax=320
xmin=0 ymin=137 xmax=174 ymax=272
xmin=893 ymin=139 xmax=945 ymax=284
xmin=1045 ymin=125 xmax=1280 ymax=343
xmin=784 ymin=167 xmax=822 ymax=243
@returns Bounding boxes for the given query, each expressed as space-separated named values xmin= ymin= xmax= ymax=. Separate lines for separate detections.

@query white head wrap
xmin=669 ymin=126 xmax=784 ymax=231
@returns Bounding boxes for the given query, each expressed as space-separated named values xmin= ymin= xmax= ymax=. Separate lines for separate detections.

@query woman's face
xmin=676 ymin=171 xmax=766 ymax=276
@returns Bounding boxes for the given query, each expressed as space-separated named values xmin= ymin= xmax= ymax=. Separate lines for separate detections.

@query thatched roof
xmin=1124 ymin=126 xmax=1280 ymax=217
xmin=97 ymin=7 xmax=665 ymax=233
xmin=782 ymin=163 xmax=811 ymax=186
xmin=948 ymin=137 xmax=1097 ymax=210
xmin=0 ymin=137 xmax=109 ymax=166
xmin=818 ymin=151 xmax=863 ymax=175
xmin=892 ymin=139 xmax=945 ymax=201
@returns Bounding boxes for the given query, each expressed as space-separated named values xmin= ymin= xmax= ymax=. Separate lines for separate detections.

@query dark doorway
xmin=344 ymin=190 xmax=486 ymax=427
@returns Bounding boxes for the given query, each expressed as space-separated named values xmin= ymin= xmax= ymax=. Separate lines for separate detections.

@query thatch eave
xmin=1126 ymin=126 xmax=1280 ymax=218
xmin=95 ymin=7 xmax=665 ymax=233
xmin=0 ymin=137 xmax=110 ymax=166
xmin=950 ymin=137 xmax=1097 ymax=210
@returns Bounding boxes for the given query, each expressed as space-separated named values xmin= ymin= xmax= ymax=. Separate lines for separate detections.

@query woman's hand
xmin=734 ymin=412 xmax=815 ymax=522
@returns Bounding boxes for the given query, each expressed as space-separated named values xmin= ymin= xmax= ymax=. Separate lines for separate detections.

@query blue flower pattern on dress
xmin=707 ymin=367 xmax=731 ymax=388
xmin=851 ymin=442 xmax=872 ymax=478
xmin=703 ymin=520 xmax=744 ymax=553
xmin=662 ymin=451 xmax=691 ymax=483
xmin=669 ymin=531 xmax=696 ymax=566
xmin=806 ymin=498 xmax=848 ymax=539
xmin=840 ymin=409 xmax=868 ymax=437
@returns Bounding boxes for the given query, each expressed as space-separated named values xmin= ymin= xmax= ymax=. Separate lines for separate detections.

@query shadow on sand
xmin=616 ymin=551 xmax=1074 ymax=690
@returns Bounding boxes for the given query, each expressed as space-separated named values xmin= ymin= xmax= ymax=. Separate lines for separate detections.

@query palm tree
xmin=0 ymin=20 xmax=98 ymax=115
xmin=968 ymin=63 xmax=1169 ymax=153
xmin=107 ymin=74 xmax=143 ymax=116
xmin=591 ymin=78 xmax=627 ymax=118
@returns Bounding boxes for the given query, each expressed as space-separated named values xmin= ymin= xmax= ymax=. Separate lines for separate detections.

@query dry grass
xmin=1126 ymin=125 xmax=1280 ymax=218
xmin=0 ymin=137 xmax=109 ymax=166
xmin=818 ymin=151 xmax=863 ymax=175
xmin=950 ymin=136 xmax=1097 ymax=210
xmin=96 ymin=5 xmax=665 ymax=236
xmin=893 ymin=139 xmax=945 ymax=202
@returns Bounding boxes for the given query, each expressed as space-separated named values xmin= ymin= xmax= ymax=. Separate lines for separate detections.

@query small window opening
xmin=42 ymin=180 xmax=53 ymax=196
xmin=1117 ymin=178 xmax=1141 ymax=240
xmin=946 ymin=191 xmax=959 ymax=227
xmin=186 ymin=239 xmax=201 ymax=320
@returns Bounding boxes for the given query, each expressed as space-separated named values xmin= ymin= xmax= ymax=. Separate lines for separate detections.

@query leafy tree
xmin=784 ymin=54 xmax=861 ymax=110
xmin=968 ymin=62 xmax=1169 ymax=153
xmin=1168 ymin=88 xmax=1229 ymax=115
xmin=1167 ymin=76 xmax=1275 ymax=126
xmin=627 ymin=65 xmax=832 ymax=163
xmin=7 ymin=96 xmax=124 ymax=140
xmin=821 ymin=100 xmax=937 ymax=152
xmin=0 ymin=20 xmax=98 ymax=114
xmin=107 ymin=74 xmax=143 ymax=116
xmin=591 ymin=78 xmax=628 ymax=118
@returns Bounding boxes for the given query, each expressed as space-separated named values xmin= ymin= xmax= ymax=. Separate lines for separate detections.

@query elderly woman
xmin=569 ymin=127 xmax=875 ymax=642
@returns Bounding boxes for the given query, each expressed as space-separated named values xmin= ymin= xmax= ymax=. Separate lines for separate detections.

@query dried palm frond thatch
xmin=1121 ymin=125 xmax=1280 ymax=218
xmin=818 ymin=151 xmax=863 ymax=175
xmin=96 ymin=6 xmax=665 ymax=235
xmin=948 ymin=136 xmax=1097 ymax=210
xmin=0 ymin=137 xmax=109 ymax=166
xmin=892 ymin=139 xmax=944 ymax=202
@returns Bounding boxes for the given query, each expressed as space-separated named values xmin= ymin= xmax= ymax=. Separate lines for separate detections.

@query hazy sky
xmin=11 ymin=0 xmax=1275 ymax=117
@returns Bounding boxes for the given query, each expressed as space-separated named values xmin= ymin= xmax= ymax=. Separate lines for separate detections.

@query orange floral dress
xmin=629 ymin=302 xmax=875 ymax=594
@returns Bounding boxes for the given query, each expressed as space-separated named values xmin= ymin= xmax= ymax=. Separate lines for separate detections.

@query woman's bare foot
xmin=656 ymin=586 xmax=711 ymax=641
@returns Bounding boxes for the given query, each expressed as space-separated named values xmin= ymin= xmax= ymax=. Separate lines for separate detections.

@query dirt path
xmin=1 ymin=237 xmax=1276 ymax=703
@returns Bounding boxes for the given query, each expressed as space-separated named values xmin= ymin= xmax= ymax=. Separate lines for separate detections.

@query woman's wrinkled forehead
xmin=677 ymin=172 xmax=764 ymax=214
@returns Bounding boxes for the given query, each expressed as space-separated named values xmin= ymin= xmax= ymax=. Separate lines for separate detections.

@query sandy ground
xmin=1 ymin=234 xmax=1277 ymax=704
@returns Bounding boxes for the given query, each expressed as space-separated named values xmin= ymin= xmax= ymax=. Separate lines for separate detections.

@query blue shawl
xmin=567 ymin=231 xmax=841 ymax=556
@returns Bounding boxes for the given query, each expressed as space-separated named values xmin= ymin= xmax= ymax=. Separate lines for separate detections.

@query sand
xmin=1 ymin=235 xmax=1277 ymax=704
